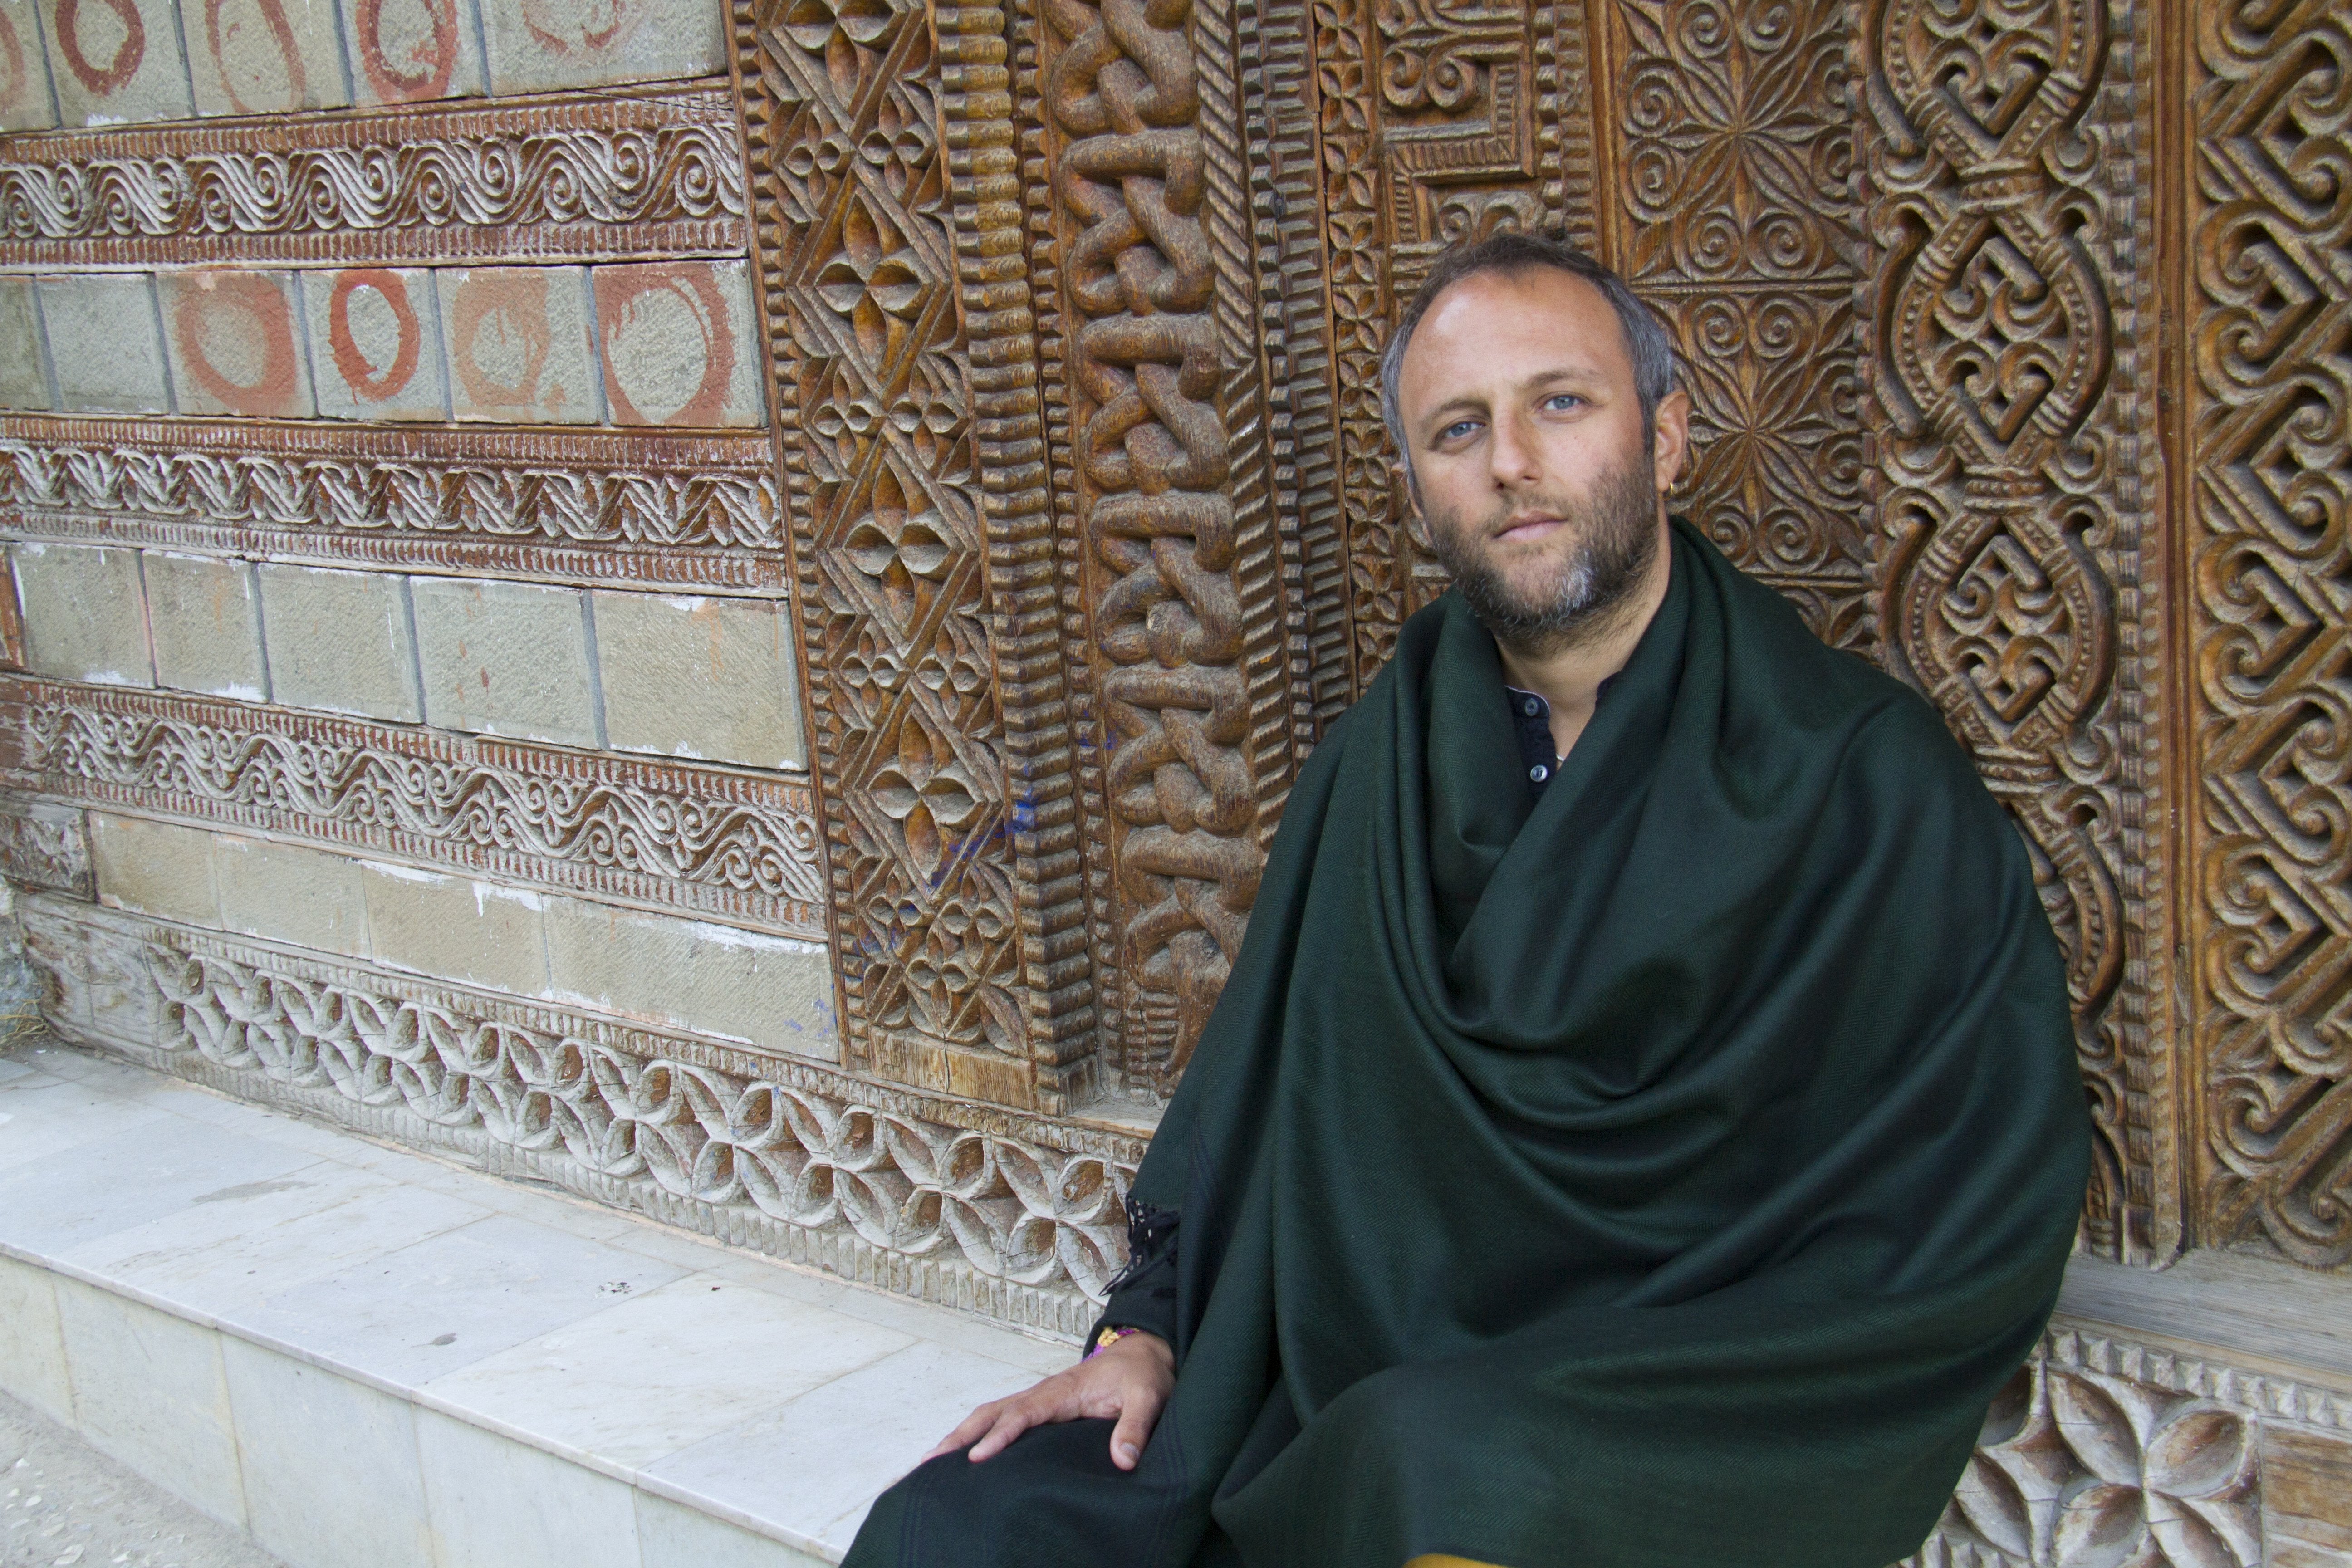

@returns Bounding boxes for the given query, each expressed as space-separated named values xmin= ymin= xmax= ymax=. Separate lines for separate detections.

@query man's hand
xmin=923 ymin=1330 xmax=1174 ymax=1472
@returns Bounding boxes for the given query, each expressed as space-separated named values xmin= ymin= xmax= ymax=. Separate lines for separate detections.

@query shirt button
xmin=1529 ymin=764 xmax=1548 ymax=782
xmin=1522 ymin=698 xmax=1541 ymax=716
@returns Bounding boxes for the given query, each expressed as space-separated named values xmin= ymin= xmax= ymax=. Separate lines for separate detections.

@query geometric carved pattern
xmin=1906 ymin=1338 xmax=2263 ymax=1568
xmin=18 ymin=898 xmax=1136 ymax=1326
xmin=1861 ymin=0 xmax=2174 ymax=1260
xmin=735 ymin=0 xmax=1039 ymax=1105
xmin=1313 ymin=0 xmax=1566 ymax=677
xmin=1611 ymin=0 xmax=1872 ymax=649
xmin=0 ymin=419 xmax=785 ymax=589
xmin=0 ymin=680 xmax=827 ymax=936
xmin=0 ymin=87 xmax=747 ymax=267
xmin=2186 ymin=0 xmax=2352 ymax=1265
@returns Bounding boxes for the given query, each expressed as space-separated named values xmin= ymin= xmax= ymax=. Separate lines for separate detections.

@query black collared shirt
xmin=1505 ymin=679 xmax=1614 ymax=798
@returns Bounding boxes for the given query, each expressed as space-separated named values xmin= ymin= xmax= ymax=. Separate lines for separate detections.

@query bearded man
xmin=843 ymin=232 xmax=2090 ymax=1568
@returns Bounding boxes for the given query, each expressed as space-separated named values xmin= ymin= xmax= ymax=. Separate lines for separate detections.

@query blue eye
xmin=1545 ymin=393 xmax=1583 ymax=412
xmin=1440 ymin=420 xmax=1480 ymax=441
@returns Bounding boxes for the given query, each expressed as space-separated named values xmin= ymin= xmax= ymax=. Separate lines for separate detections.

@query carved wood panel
xmin=2181 ymin=0 xmax=2352 ymax=1268
xmin=1858 ymin=0 xmax=2177 ymax=1263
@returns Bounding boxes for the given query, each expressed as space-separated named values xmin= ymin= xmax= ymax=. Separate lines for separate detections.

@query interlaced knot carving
xmin=1044 ymin=0 xmax=1259 ymax=1083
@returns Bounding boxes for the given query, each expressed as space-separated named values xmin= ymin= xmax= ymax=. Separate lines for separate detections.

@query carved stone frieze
xmin=2183 ymin=0 xmax=2352 ymax=1267
xmin=1859 ymin=0 xmax=2174 ymax=1261
xmin=0 ymin=86 xmax=746 ymax=267
xmin=0 ymin=790 xmax=89 ymax=896
xmin=0 ymin=417 xmax=785 ymax=590
xmin=0 ymin=679 xmax=827 ymax=936
xmin=18 ymin=894 xmax=1136 ymax=1333
xmin=1905 ymin=1330 xmax=2269 ymax=1568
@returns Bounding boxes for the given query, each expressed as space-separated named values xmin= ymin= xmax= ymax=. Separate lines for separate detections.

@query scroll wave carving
xmin=108 ymin=927 xmax=1135 ymax=1303
xmin=0 ymin=89 xmax=745 ymax=266
xmin=1863 ymin=0 xmax=2162 ymax=1259
xmin=0 ymin=421 xmax=781 ymax=557
xmin=1041 ymin=0 xmax=1262 ymax=1085
xmin=740 ymin=0 xmax=1035 ymax=1099
xmin=2188 ymin=0 xmax=2352 ymax=1266
xmin=8 ymin=681 xmax=826 ymax=936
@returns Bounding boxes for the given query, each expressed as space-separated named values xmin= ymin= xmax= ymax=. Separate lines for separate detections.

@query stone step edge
xmin=0 ymin=1236 xmax=851 ymax=1565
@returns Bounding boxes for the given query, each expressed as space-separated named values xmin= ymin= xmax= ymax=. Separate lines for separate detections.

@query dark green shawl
xmin=848 ymin=519 xmax=2090 ymax=1568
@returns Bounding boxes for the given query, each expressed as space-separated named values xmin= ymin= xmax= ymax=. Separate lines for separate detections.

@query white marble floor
xmin=0 ymin=1039 xmax=1071 ymax=1568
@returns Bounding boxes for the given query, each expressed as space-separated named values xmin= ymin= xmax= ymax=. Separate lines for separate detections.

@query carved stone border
xmin=0 ymin=416 xmax=786 ymax=589
xmin=0 ymin=87 xmax=747 ymax=267
xmin=18 ymin=894 xmax=1137 ymax=1336
xmin=0 ymin=679 xmax=828 ymax=937
xmin=1899 ymin=1318 xmax=2351 ymax=1568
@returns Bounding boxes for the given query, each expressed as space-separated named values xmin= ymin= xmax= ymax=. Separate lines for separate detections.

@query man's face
xmin=1395 ymin=267 xmax=1687 ymax=650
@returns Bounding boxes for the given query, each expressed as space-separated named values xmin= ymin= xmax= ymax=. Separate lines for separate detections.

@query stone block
xmin=145 ymin=549 xmax=266 ymax=700
xmin=591 ymin=591 xmax=803 ymax=770
xmin=180 ymin=0 xmax=344 ymax=113
xmin=302 ymin=267 xmax=450 ymax=421
xmin=544 ymin=896 xmax=835 ymax=1058
xmin=0 ymin=1251 xmax=71 ymax=1423
xmin=256 ymin=563 xmax=422 ymax=723
xmin=213 ymin=833 xmax=369 ymax=957
xmin=437 ymin=266 xmax=600 ymax=425
xmin=416 ymin=1409 xmax=640 ymax=1568
xmin=0 ymin=274 xmax=51 ymax=408
xmin=39 ymin=273 xmax=170 ymax=414
xmin=592 ymin=260 xmax=763 ymax=428
xmin=224 ymin=1341 xmax=435 ymax=1568
xmin=38 ymin=0 xmax=192 ymax=124
xmin=0 ymin=0 xmax=60 ymax=129
xmin=54 ymin=1278 xmax=249 ymax=1530
xmin=478 ymin=0 xmax=719 ymax=95
xmin=361 ymin=860 xmax=549 ymax=995
xmin=90 ymin=811 xmax=218 ymax=933
xmin=159 ymin=270 xmax=316 ymax=419
xmin=410 ymin=574 xmax=596 ymax=746
xmin=342 ymin=0 xmax=479 ymax=103
xmin=12 ymin=541 xmax=151 ymax=686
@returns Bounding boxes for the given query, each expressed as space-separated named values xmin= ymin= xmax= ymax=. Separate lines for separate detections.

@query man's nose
xmin=1488 ymin=410 xmax=1543 ymax=489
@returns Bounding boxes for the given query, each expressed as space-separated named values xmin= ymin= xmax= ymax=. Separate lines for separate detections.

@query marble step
xmin=0 ymin=1036 xmax=1073 ymax=1568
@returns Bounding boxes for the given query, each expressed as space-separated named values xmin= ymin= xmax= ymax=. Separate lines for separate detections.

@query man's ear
xmin=1652 ymin=387 xmax=1693 ymax=494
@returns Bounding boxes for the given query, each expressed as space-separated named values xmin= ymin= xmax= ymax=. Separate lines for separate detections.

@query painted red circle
xmin=328 ymin=270 xmax=422 ymax=403
xmin=203 ymin=0 xmax=306 ymax=112
xmin=172 ymin=274 xmax=303 ymax=417
xmin=54 ymin=0 xmax=145 ymax=97
xmin=596 ymin=265 xmax=735 ymax=427
xmin=353 ymin=0 xmax=456 ymax=102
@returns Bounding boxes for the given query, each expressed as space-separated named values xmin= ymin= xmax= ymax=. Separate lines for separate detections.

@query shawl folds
xmin=847 ymin=520 xmax=2091 ymax=1568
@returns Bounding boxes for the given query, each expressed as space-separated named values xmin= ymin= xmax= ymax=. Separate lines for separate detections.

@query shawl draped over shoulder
xmin=845 ymin=519 xmax=2091 ymax=1568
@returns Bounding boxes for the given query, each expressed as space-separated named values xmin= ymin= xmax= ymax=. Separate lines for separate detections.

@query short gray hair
xmin=1377 ymin=231 xmax=1681 ymax=473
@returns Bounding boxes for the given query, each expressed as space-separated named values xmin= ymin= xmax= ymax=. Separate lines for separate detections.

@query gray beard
xmin=1425 ymin=442 xmax=1662 ymax=655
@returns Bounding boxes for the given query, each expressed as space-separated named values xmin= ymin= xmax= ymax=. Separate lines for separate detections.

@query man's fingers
xmin=923 ymin=1400 xmax=1006 ymax=1463
xmin=1107 ymin=1383 xmax=1165 ymax=1471
xmin=966 ymin=1403 xmax=1039 ymax=1463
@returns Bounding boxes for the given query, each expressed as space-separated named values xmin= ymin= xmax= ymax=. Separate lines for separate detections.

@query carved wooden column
xmin=1859 ymin=0 xmax=2180 ymax=1263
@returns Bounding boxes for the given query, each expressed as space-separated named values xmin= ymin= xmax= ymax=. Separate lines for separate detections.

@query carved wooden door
xmin=732 ymin=0 xmax=2351 ymax=1290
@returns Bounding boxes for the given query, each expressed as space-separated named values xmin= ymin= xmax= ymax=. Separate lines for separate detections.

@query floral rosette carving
xmin=1915 ymin=1358 xmax=2260 ymax=1568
